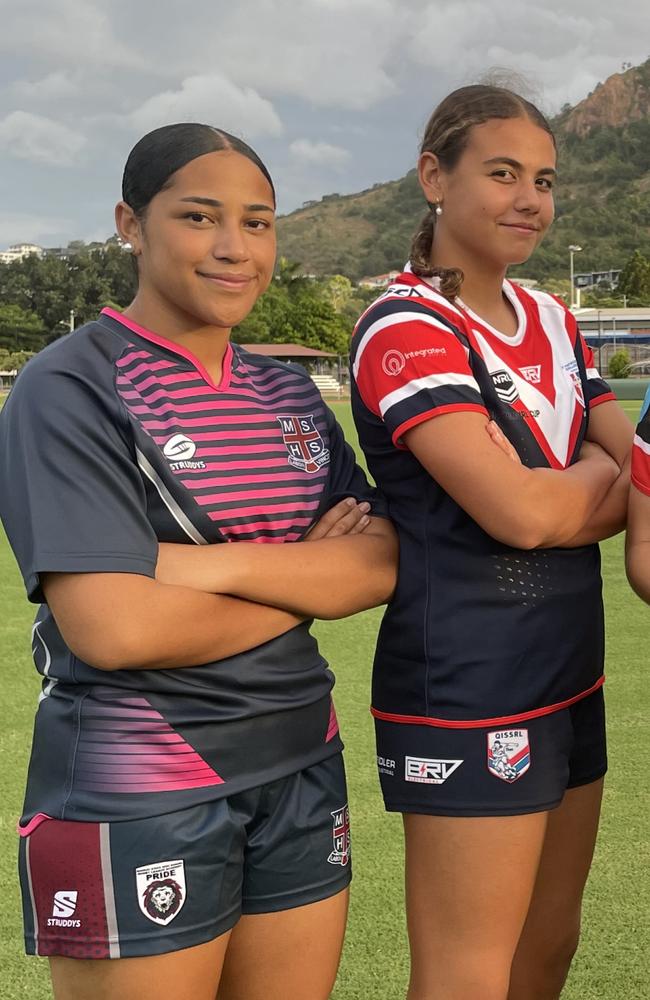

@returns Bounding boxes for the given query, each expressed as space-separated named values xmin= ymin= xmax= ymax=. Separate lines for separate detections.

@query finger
xmin=307 ymin=498 xmax=357 ymax=540
xmin=324 ymin=502 xmax=371 ymax=537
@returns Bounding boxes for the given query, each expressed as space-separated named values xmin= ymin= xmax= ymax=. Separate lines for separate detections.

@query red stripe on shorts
xmin=27 ymin=819 xmax=112 ymax=958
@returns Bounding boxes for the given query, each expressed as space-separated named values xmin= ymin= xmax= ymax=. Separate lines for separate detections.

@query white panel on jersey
xmin=634 ymin=433 xmax=650 ymax=457
xmin=469 ymin=300 xmax=581 ymax=467
xmin=378 ymin=372 xmax=479 ymax=417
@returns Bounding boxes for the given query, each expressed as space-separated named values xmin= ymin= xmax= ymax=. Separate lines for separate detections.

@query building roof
xmin=238 ymin=343 xmax=337 ymax=357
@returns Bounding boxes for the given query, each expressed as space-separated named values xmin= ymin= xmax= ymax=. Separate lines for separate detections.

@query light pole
xmin=568 ymin=245 xmax=582 ymax=310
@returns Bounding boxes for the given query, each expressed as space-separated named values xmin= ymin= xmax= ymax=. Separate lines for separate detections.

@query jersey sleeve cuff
xmin=27 ymin=552 xmax=158 ymax=603
xmin=631 ymin=473 xmax=650 ymax=498
xmin=391 ymin=403 xmax=489 ymax=449
xmin=588 ymin=391 xmax=617 ymax=408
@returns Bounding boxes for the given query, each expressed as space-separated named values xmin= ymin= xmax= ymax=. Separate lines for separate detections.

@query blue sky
xmin=0 ymin=0 xmax=648 ymax=247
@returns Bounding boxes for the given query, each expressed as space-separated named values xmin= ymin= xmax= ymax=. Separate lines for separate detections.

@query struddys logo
xmin=135 ymin=859 xmax=186 ymax=925
xmin=487 ymin=729 xmax=531 ymax=783
xmin=48 ymin=890 xmax=81 ymax=928
xmin=162 ymin=433 xmax=206 ymax=471
xmin=277 ymin=415 xmax=330 ymax=474
xmin=327 ymin=804 xmax=350 ymax=867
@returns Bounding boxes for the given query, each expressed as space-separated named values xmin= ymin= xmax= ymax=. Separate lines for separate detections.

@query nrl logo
xmin=490 ymin=369 xmax=519 ymax=404
xmin=135 ymin=859 xmax=186 ymax=926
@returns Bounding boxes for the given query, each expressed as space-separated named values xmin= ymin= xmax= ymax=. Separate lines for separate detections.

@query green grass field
xmin=0 ymin=400 xmax=647 ymax=998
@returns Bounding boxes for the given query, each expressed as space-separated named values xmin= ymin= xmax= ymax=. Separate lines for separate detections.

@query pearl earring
xmin=435 ymin=203 xmax=443 ymax=216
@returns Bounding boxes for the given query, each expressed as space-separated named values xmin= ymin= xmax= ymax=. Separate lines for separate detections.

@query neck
xmin=429 ymin=233 xmax=507 ymax=314
xmin=123 ymin=290 xmax=231 ymax=381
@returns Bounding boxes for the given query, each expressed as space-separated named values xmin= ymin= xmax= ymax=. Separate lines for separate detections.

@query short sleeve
xmin=351 ymin=298 xmax=488 ymax=447
xmin=322 ymin=409 xmax=389 ymax=519
xmin=576 ymin=333 xmax=617 ymax=408
xmin=631 ymin=388 xmax=650 ymax=497
xmin=0 ymin=359 xmax=158 ymax=602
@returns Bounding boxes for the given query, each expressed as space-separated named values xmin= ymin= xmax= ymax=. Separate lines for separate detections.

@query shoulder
xmin=351 ymin=274 xmax=468 ymax=364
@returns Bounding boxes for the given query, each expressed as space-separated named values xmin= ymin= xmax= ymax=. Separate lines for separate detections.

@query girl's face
xmin=420 ymin=116 xmax=556 ymax=273
xmin=121 ymin=150 xmax=276 ymax=333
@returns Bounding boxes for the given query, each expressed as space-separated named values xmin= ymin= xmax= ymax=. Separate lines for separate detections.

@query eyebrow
xmin=483 ymin=157 xmax=557 ymax=176
xmin=179 ymin=196 xmax=275 ymax=212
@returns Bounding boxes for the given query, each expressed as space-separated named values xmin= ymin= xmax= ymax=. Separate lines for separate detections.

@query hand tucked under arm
xmin=156 ymin=505 xmax=398 ymax=620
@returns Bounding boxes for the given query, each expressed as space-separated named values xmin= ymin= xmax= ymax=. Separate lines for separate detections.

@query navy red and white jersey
xmin=350 ymin=270 xmax=616 ymax=728
xmin=631 ymin=387 xmax=650 ymax=497
xmin=0 ymin=309 xmax=386 ymax=824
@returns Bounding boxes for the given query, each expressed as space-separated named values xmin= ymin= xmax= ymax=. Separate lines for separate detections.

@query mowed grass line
xmin=0 ymin=399 xmax=647 ymax=999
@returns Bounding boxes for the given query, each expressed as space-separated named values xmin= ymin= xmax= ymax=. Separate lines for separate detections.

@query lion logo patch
xmin=135 ymin=859 xmax=186 ymax=926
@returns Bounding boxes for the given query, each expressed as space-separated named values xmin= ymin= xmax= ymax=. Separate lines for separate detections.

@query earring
xmin=435 ymin=203 xmax=443 ymax=216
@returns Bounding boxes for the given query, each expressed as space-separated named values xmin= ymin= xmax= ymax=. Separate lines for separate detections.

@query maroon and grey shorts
xmin=18 ymin=753 xmax=351 ymax=959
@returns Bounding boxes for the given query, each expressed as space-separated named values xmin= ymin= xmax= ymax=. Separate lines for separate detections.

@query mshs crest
xmin=327 ymin=804 xmax=350 ymax=866
xmin=277 ymin=415 xmax=330 ymax=474
xmin=135 ymin=859 xmax=186 ymax=925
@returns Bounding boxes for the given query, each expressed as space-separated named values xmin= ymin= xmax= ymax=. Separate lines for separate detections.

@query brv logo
xmin=52 ymin=890 xmax=78 ymax=918
xmin=405 ymin=757 xmax=463 ymax=784
xmin=163 ymin=434 xmax=197 ymax=461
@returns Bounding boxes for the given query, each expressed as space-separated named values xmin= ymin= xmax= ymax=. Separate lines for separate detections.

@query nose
xmin=211 ymin=219 xmax=250 ymax=263
xmin=513 ymin=179 xmax=542 ymax=214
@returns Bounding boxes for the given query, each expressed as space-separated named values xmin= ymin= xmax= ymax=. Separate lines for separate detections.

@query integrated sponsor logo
xmin=135 ymin=859 xmax=186 ymax=926
xmin=404 ymin=756 xmax=463 ymax=785
xmin=382 ymin=350 xmax=406 ymax=376
xmin=490 ymin=369 xmax=519 ymax=404
xmin=487 ymin=729 xmax=531 ymax=783
xmin=377 ymin=755 xmax=396 ymax=776
xmin=48 ymin=890 xmax=81 ymax=928
xmin=163 ymin=433 xmax=206 ymax=471
xmin=327 ymin=804 xmax=350 ymax=866
xmin=519 ymin=365 xmax=542 ymax=384
xmin=277 ymin=415 xmax=330 ymax=474
xmin=382 ymin=346 xmax=447 ymax=377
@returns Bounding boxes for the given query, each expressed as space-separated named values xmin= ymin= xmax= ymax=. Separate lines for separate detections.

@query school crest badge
xmin=487 ymin=729 xmax=531 ymax=783
xmin=135 ymin=859 xmax=186 ymax=925
xmin=277 ymin=415 xmax=330 ymax=474
xmin=327 ymin=804 xmax=350 ymax=866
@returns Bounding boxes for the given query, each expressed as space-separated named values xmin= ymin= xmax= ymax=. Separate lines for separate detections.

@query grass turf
xmin=0 ymin=399 xmax=647 ymax=998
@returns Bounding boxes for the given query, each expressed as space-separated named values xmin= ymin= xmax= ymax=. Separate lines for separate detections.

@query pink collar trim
xmin=101 ymin=307 xmax=233 ymax=391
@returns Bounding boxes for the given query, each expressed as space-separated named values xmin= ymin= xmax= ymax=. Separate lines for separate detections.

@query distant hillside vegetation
xmin=276 ymin=58 xmax=650 ymax=282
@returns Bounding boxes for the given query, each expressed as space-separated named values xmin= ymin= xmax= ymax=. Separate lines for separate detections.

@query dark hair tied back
xmin=408 ymin=84 xmax=555 ymax=300
xmin=122 ymin=123 xmax=276 ymax=217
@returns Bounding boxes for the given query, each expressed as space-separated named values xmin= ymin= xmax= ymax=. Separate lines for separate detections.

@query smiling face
xmin=420 ymin=116 xmax=556 ymax=277
xmin=117 ymin=149 xmax=276 ymax=336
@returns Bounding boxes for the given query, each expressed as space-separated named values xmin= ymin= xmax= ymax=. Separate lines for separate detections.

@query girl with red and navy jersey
xmin=627 ymin=386 xmax=650 ymax=601
xmin=0 ymin=125 xmax=396 ymax=1000
xmin=350 ymin=86 xmax=633 ymax=1000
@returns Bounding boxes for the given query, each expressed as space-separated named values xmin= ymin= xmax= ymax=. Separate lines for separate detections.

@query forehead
xmin=162 ymin=150 xmax=275 ymax=205
xmin=465 ymin=117 xmax=556 ymax=166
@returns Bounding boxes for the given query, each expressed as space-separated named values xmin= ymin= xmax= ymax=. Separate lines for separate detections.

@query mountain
xmin=276 ymin=59 xmax=650 ymax=283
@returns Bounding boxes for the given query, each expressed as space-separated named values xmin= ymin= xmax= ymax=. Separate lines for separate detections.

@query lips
xmin=500 ymin=223 xmax=540 ymax=234
xmin=197 ymin=272 xmax=255 ymax=287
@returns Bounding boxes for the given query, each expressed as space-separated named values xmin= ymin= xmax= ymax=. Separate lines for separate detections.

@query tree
xmin=617 ymin=250 xmax=650 ymax=305
xmin=608 ymin=349 xmax=631 ymax=378
xmin=0 ymin=304 xmax=46 ymax=353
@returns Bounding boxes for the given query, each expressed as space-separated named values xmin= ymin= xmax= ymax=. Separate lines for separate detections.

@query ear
xmin=417 ymin=152 xmax=444 ymax=206
xmin=115 ymin=201 xmax=143 ymax=254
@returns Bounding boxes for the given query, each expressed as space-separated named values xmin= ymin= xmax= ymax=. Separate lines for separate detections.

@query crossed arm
xmin=404 ymin=402 xmax=629 ymax=551
xmin=626 ymin=486 xmax=650 ymax=603
xmin=43 ymin=500 xmax=398 ymax=673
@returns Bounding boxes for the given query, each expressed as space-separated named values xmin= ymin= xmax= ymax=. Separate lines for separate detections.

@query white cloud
xmin=0 ymin=212 xmax=73 ymax=247
xmin=0 ymin=112 xmax=87 ymax=167
xmin=12 ymin=72 xmax=78 ymax=102
xmin=128 ymin=74 xmax=283 ymax=138
xmin=289 ymin=139 xmax=351 ymax=171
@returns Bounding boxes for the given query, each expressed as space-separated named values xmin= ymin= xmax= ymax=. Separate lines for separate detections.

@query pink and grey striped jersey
xmin=350 ymin=272 xmax=614 ymax=728
xmin=0 ymin=310 xmax=386 ymax=824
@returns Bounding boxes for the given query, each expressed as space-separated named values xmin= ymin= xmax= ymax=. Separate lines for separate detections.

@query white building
xmin=0 ymin=243 xmax=43 ymax=264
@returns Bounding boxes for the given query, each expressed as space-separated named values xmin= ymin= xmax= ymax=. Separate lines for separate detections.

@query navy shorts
xmin=375 ymin=688 xmax=607 ymax=817
xmin=19 ymin=753 xmax=351 ymax=959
